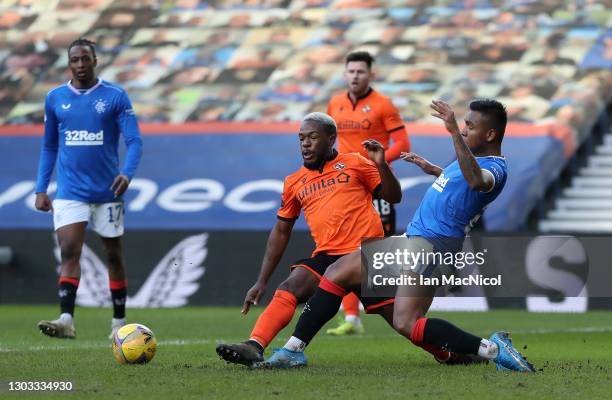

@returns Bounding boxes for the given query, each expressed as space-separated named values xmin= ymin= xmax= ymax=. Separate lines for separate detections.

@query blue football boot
xmin=252 ymin=348 xmax=308 ymax=369
xmin=490 ymin=332 xmax=535 ymax=373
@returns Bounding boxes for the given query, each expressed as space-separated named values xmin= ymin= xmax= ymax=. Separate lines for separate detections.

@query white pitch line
xmin=0 ymin=338 xmax=221 ymax=353
xmin=1 ymin=327 xmax=611 ymax=353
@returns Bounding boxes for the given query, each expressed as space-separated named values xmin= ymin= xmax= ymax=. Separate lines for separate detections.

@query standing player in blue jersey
xmin=259 ymin=99 xmax=535 ymax=372
xmin=34 ymin=38 xmax=143 ymax=339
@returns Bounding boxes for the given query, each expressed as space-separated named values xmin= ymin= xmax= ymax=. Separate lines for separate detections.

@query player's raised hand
xmin=242 ymin=281 xmax=266 ymax=315
xmin=110 ymin=175 xmax=130 ymax=198
xmin=34 ymin=192 xmax=52 ymax=212
xmin=430 ymin=100 xmax=461 ymax=136
xmin=362 ymin=139 xmax=386 ymax=165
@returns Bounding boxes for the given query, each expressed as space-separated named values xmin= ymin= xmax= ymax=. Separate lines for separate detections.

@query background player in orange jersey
xmin=216 ymin=112 xmax=401 ymax=367
xmin=326 ymin=51 xmax=410 ymax=335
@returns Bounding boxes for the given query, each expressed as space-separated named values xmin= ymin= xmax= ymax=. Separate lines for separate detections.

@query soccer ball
xmin=112 ymin=323 xmax=157 ymax=365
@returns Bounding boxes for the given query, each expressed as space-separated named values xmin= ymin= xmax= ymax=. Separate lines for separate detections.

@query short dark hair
xmin=345 ymin=51 xmax=374 ymax=69
xmin=469 ymin=98 xmax=507 ymax=141
xmin=68 ymin=38 xmax=97 ymax=59
xmin=303 ymin=112 xmax=337 ymax=137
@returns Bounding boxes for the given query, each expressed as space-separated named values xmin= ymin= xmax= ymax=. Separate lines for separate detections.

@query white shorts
xmin=52 ymin=199 xmax=125 ymax=238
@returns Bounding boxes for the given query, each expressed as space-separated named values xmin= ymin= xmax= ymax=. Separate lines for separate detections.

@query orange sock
xmin=342 ymin=292 xmax=360 ymax=318
xmin=250 ymin=289 xmax=298 ymax=348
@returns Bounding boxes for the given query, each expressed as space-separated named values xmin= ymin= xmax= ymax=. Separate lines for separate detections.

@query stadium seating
xmin=0 ymin=1 xmax=609 ymax=127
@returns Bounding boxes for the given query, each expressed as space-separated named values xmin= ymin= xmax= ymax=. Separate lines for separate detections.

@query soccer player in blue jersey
xmin=34 ymin=38 xmax=143 ymax=339
xmin=259 ymin=99 xmax=535 ymax=372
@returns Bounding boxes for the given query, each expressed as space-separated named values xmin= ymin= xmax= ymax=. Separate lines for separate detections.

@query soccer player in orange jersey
xmin=326 ymin=51 xmax=410 ymax=335
xmin=216 ymin=112 xmax=401 ymax=367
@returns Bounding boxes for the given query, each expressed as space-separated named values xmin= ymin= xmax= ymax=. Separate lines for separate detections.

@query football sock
xmin=58 ymin=276 xmax=79 ymax=316
xmin=344 ymin=315 xmax=361 ymax=326
xmin=249 ymin=289 xmax=297 ymax=349
xmin=285 ymin=336 xmax=307 ymax=352
xmin=407 ymin=317 xmax=452 ymax=361
xmin=420 ymin=343 xmax=452 ymax=362
xmin=342 ymin=292 xmax=361 ymax=320
xmin=477 ymin=339 xmax=499 ymax=360
xmin=291 ymin=277 xmax=346 ymax=348
xmin=59 ymin=313 xmax=73 ymax=324
xmin=411 ymin=317 xmax=482 ymax=355
xmin=110 ymin=279 xmax=128 ymax=319
xmin=345 ymin=314 xmax=361 ymax=325
xmin=111 ymin=318 xmax=126 ymax=328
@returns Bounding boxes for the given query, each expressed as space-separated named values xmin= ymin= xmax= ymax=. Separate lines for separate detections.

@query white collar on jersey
xmin=67 ymin=78 xmax=102 ymax=96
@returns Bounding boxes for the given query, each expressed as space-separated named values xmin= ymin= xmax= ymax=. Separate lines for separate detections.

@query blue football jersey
xmin=35 ymin=79 xmax=143 ymax=203
xmin=407 ymin=156 xmax=507 ymax=247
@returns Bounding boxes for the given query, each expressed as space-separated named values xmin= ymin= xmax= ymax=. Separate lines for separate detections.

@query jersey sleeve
xmin=382 ymin=98 xmax=405 ymax=133
xmin=277 ymin=177 xmax=300 ymax=220
xmin=35 ymin=93 xmax=59 ymax=193
xmin=381 ymin=98 xmax=408 ymax=162
xmin=355 ymin=154 xmax=382 ymax=193
xmin=116 ymin=90 xmax=143 ymax=180
xmin=479 ymin=159 xmax=507 ymax=194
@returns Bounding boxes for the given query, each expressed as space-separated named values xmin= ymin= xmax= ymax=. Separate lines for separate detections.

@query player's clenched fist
xmin=35 ymin=192 xmax=52 ymax=212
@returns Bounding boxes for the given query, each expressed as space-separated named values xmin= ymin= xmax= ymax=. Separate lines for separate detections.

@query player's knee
xmin=393 ymin=313 xmax=417 ymax=339
xmin=278 ymin=277 xmax=313 ymax=303
xmin=60 ymin=241 xmax=82 ymax=262
xmin=324 ymin=268 xmax=349 ymax=288
xmin=277 ymin=279 xmax=299 ymax=298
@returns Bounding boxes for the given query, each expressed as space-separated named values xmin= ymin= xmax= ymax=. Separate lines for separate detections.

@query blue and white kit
xmin=35 ymin=79 xmax=143 ymax=234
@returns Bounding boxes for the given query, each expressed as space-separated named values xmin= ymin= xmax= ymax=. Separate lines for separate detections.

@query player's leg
xmin=217 ymin=255 xmax=331 ymax=367
xmin=260 ymin=251 xmax=362 ymax=367
xmin=37 ymin=219 xmax=87 ymax=339
xmin=247 ymin=267 xmax=318 ymax=352
xmin=359 ymin=294 xmax=458 ymax=364
xmin=330 ymin=198 xmax=395 ymax=335
xmin=392 ymin=242 xmax=534 ymax=372
xmin=92 ymin=201 xmax=128 ymax=338
xmin=100 ymin=236 xmax=128 ymax=338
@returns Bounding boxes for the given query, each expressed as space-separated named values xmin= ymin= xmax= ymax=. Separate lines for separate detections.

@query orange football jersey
xmin=327 ymin=88 xmax=405 ymax=158
xmin=277 ymin=152 xmax=384 ymax=256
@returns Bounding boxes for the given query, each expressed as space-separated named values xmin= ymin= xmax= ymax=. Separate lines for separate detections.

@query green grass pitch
xmin=1 ymin=306 xmax=611 ymax=399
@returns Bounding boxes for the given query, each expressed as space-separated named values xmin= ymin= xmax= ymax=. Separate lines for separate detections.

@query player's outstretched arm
xmin=242 ymin=218 xmax=296 ymax=314
xmin=400 ymin=152 xmax=442 ymax=177
xmin=363 ymin=139 xmax=402 ymax=204
xmin=430 ymin=100 xmax=492 ymax=191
